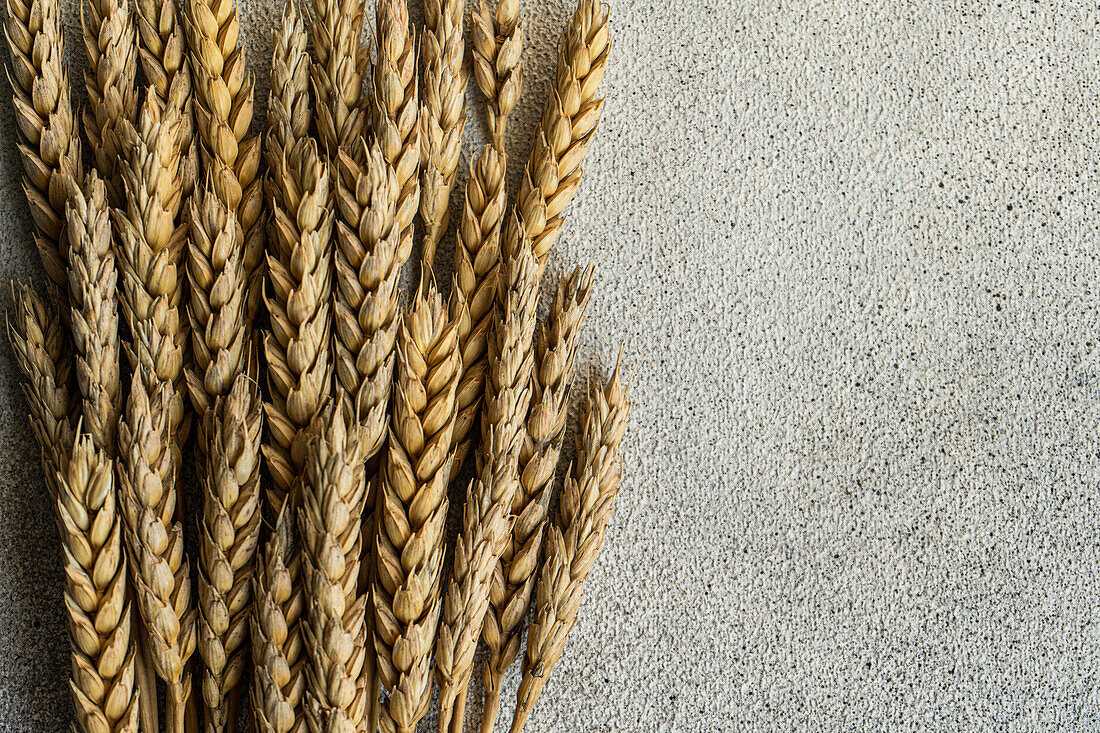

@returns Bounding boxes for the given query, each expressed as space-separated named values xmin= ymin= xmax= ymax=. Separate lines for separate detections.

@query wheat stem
xmin=508 ymin=363 xmax=630 ymax=733
xmin=480 ymin=263 xmax=593 ymax=733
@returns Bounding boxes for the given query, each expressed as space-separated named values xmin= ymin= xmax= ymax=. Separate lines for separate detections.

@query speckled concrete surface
xmin=2 ymin=0 xmax=1100 ymax=731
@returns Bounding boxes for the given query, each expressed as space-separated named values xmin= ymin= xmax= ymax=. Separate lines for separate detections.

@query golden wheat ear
xmin=471 ymin=0 xmax=524 ymax=150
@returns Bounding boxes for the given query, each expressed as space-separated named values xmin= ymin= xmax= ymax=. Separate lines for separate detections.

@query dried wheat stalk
xmin=447 ymin=144 xmax=506 ymax=474
xmin=64 ymin=170 xmax=121 ymax=457
xmin=417 ymin=0 xmax=466 ymax=270
xmin=196 ymin=373 xmax=263 ymax=731
xmin=300 ymin=403 xmax=370 ymax=731
xmin=480 ymin=263 xmax=593 ymax=733
xmin=436 ymin=234 xmax=538 ymax=733
xmin=308 ymin=0 xmax=368 ymax=156
xmin=81 ymin=0 xmax=138 ymax=207
xmin=184 ymin=0 xmax=265 ymax=320
xmin=471 ymin=0 xmax=523 ymax=150
xmin=4 ymin=0 xmax=83 ymax=300
xmin=332 ymin=141 xmax=402 ymax=458
xmin=373 ymin=284 xmax=461 ymax=733
xmin=509 ymin=363 xmax=630 ymax=733
xmin=117 ymin=369 xmax=197 ymax=733
xmin=134 ymin=0 xmax=196 ymax=195
xmin=56 ymin=434 xmax=141 ymax=733
xmin=115 ymin=93 xmax=189 ymax=448
xmin=374 ymin=0 xmax=420 ymax=268
xmin=251 ymin=507 xmax=306 ymax=733
xmin=8 ymin=283 xmax=76 ymax=498
xmin=185 ymin=175 xmax=249 ymax=421
xmin=509 ymin=0 xmax=610 ymax=267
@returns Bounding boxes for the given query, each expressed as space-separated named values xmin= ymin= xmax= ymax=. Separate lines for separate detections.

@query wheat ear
xmin=265 ymin=0 xmax=310 ymax=172
xmin=115 ymin=92 xmax=189 ymax=449
xmin=8 ymin=283 xmax=77 ymax=497
xmin=508 ymin=363 xmax=630 ymax=733
xmin=64 ymin=170 xmax=121 ymax=457
xmin=56 ymin=433 xmax=141 ymax=733
xmin=251 ymin=506 xmax=306 ymax=733
xmin=435 ymin=233 xmax=537 ymax=733
xmin=118 ymin=368 xmax=197 ymax=733
xmin=185 ymin=175 xmax=249 ymax=423
xmin=417 ymin=0 xmax=466 ymax=271
xmin=373 ymin=283 xmax=460 ymax=733
xmin=299 ymin=403 xmax=370 ymax=730
xmin=133 ymin=0 xmax=197 ymax=195
xmin=471 ymin=0 xmax=522 ymax=150
xmin=81 ymin=0 xmax=138 ymax=207
xmin=480 ymin=263 xmax=593 ymax=733
xmin=510 ymin=0 xmax=609 ymax=267
xmin=183 ymin=0 xmax=265 ymax=321
xmin=448 ymin=144 xmax=506 ymax=474
xmin=196 ymin=373 xmax=263 ymax=731
xmin=332 ymin=140 xmax=402 ymax=455
xmin=308 ymin=0 xmax=368 ymax=156
xmin=374 ymin=0 xmax=420 ymax=268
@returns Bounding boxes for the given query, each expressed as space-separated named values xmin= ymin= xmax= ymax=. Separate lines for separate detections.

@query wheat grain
xmin=308 ymin=0 xmax=368 ymax=156
xmin=115 ymin=92 xmax=189 ymax=449
xmin=81 ymin=0 xmax=138 ymax=207
xmin=417 ymin=0 xmax=467 ymax=270
xmin=8 ymin=283 xmax=77 ymax=498
xmin=448 ymin=143 xmax=506 ymax=474
xmin=117 ymin=368 xmax=197 ymax=733
xmin=508 ymin=362 xmax=630 ymax=733
xmin=184 ymin=0 xmax=265 ymax=320
xmin=471 ymin=0 xmax=522 ymax=150
xmin=509 ymin=0 xmax=610 ymax=267
xmin=373 ymin=283 xmax=460 ymax=733
xmin=263 ymin=136 xmax=335 ymax=516
xmin=133 ymin=0 xmax=197 ymax=195
xmin=251 ymin=507 xmax=307 ymax=733
xmin=435 ymin=234 xmax=538 ymax=733
xmin=374 ymin=0 xmax=420 ymax=268
xmin=332 ymin=140 xmax=402 ymax=459
xmin=56 ymin=433 xmax=141 ymax=733
xmin=196 ymin=373 xmax=263 ymax=731
xmin=185 ymin=175 xmax=250 ymax=423
xmin=4 ymin=0 xmax=84 ymax=300
xmin=480 ymin=263 xmax=593 ymax=733
xmin=300 ymin=403 xmax=369 ymax=731
xmin=64 ymin=170 xmax=121 ymax=457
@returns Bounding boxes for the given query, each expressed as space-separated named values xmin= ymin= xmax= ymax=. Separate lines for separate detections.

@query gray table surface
xmin=2 ymin=0 xmax=1100 ymax=731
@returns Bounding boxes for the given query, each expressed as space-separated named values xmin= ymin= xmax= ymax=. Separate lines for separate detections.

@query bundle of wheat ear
xmin=4 ymin=0 xmax=627 ymax=731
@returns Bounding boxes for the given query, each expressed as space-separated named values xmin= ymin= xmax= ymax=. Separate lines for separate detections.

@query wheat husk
xmin=8 ymin=283 xmax=77 ymax=498
xmin=417 ymin=0 xmax=467 ymax=271
xmin=183 ymin=0 xmax=265 ymax=320
xmin=435 ymin=234 xmax=537 ymax=732
xmin=4 ymin=0 xmax=84 ymax=301
xmin=56 ymin=434 xmax=141 ymax=733
xmin=117 ymin=368 xmax=197 ymax=733
xmin=299 ymin=403 xmax=370 ymax=732
xmin=64 ymin=170 xmax=121 ymax=457
xmin=509 ymin=0 xmax=609 ymax=267
xmin=308 ymin=0 xmax=368 ymax=156
xmin=251 ymin=507 xmax=307 ymax=733
xmin=471 ymin=0 xmax=522 ymax=150
xmin=373 ymin=283 xmax=460 ymax=733
xmin=373 ymin=0 xmax=420 ymax=269
xmin=115 ymin=92 xmax=189 ymax=451
xmin=196 ymin=373 xmax=263 ymax=731
xmin=480 ymin=263 xmax=593 ymax=733
xmin=185 ymin=175 xmax=249 ymax=421
xmin=447 ymin=143 xmax=506 ymax=474
xmin=81 ymin=0 xmax=138 ymax=207
xmin=508 ymin=363 xmax=630 ymax=733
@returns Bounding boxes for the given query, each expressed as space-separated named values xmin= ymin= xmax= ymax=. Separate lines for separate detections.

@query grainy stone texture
xmin=2 ymin=1 xmax=1100 ymax=731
